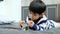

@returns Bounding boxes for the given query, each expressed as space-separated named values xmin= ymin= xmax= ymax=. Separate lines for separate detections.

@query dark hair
xmin=29 ymin=0 xmax=46 ymax=14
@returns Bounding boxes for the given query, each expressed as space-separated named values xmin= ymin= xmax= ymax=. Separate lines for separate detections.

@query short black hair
xmin=29 ymin=0 xmax=46 ymax=14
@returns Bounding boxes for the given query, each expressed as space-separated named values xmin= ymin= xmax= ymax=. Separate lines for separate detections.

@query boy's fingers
xmin=27 ymin=21 xmax=33 ymax=24
xmin=27 ymin=21 xmax=34 ymax=27
xmin=19 ymin=20 xmax=25 ymax=25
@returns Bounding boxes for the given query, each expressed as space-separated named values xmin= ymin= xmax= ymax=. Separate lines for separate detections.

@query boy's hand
xmin=19 ymin=20 xmax=25 ymax=26
xmin=27 ymin=21 xmax=34 ymax=27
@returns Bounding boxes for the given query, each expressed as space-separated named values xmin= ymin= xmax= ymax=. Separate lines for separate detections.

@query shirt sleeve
xmin=30 ymin=23 xmax=47 ymax=31
xmin=30 ymin=20 xmax=56 ymax=31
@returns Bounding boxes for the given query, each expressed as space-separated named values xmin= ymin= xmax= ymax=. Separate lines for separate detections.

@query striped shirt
xmin=26 ymin=15 xmax=56 ymax=31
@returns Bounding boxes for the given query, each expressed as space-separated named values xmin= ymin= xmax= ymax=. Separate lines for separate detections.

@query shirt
xmin=26 ymin=15 xmax=56 ymax=31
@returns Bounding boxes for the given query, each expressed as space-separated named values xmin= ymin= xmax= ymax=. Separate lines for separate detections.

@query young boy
xmin=19 ymin=0 xmax=56 ymax=31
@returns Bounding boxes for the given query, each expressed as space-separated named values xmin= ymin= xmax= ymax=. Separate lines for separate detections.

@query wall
xmin=42 ymin=0 xmax=57 ymax=5
xmin=21 ymin=0 xmax=58 ymax=6
xmin=21 ymin=0 xmax=32 ymax=6
xmin=0 ymin=0 xmax=21 ymax=22
xmin=57 ymin=0 xmax=60 ymax=4
xmin=58 ymin=4 xmax=60 ymax=21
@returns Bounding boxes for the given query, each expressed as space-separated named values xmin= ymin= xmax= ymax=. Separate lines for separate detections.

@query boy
xmin=19 ymin=0 xmax=56 ymax=31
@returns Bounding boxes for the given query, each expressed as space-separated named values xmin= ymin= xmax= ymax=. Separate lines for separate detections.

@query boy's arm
xmin=29 ymin=20 xmax=55 ymax=31
xmin=27 ymin=20 xmax=48 ymax=31
xmin=30 ymin=23 xmax=47 ymax=31
xmin=26 ymin=16 xmax=55 ymax=31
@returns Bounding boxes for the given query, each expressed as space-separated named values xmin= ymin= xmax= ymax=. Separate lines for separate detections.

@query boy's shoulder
xmin=37 ymin=15 xmax=47 ymax=23
xmin=37 ymin=15 xmax=56 ymax=27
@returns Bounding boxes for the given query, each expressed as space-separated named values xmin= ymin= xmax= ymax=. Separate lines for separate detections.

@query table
xmin=0 ymin=22 xmax=60 ymax=34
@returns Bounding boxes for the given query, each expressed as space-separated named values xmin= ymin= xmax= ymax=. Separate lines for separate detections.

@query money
xmin=22 ymin=23 xmax=28 ymax=30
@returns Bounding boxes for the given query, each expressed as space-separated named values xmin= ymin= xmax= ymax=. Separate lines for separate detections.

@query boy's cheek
xmin=29 ymin=14 xmax=34 ymax=20
xmin=33 ymin=16 xmax=36 ymax=19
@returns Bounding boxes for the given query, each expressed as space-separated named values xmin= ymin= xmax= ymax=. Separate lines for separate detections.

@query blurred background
xmin=0 ymin=0 xmax=21 ymax=22
xmin=0 ymin=0 xmax=60 ymax=26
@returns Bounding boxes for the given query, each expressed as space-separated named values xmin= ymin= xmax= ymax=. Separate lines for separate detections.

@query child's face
xmin=29 ymin=11 xmax=43 ymax=20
